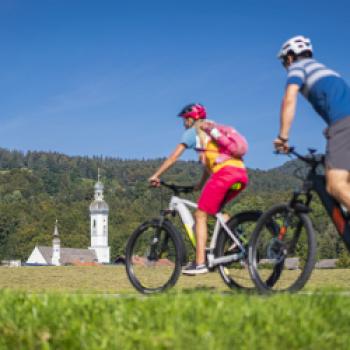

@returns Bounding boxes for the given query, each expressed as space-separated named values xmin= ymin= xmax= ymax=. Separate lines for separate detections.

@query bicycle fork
xmin=148 ymin=214 xmax=168 ymax=261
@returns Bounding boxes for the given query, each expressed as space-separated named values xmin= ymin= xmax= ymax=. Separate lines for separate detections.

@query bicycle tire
xmin=248 ymin=203 xmax=316 ymax=293
xmin=125 ymin=218 xmax=185 ymax=294
xmin=216 ymin=211 xmax=264 ymax=290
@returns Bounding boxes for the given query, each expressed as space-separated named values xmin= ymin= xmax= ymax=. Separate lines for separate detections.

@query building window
xmin=93 ymin=220 xmax=96 ymax=228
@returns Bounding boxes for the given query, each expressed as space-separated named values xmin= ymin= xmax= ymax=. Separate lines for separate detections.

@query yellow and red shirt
xmin=180 ymin=127 xmax=245 ymax=173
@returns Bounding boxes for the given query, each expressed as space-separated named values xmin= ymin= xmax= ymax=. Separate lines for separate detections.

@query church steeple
xmin=94 ymin=168 xmax=104 ymax=201
xmin=51 ymin=219 xmax=61 ymax=266
xmin=89 ymin=169 xmax=110 ymax=263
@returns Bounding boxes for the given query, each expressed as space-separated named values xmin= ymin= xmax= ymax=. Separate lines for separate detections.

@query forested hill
xmin=0 ymin=148 xmax=300 ymax=192
xmin=0 ymin=148 xmax=339 ymax=262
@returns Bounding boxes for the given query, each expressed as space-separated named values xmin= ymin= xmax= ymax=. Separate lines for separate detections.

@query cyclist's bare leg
xmin=326 ymin=168 xmax=350 ymax=211
xmin=194 ymin=209 xmax=208 ymax=265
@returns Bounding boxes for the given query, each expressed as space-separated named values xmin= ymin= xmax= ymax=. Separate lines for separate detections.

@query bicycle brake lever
xmin=274 ymin=146 xmax=294 ymax=156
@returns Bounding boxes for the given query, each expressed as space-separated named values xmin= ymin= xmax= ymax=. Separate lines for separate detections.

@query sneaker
xmin=182 ymin=262 xmax=208 ymax=275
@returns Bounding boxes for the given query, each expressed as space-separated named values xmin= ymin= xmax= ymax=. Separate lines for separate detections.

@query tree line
xmin=0 ymin=147 xmax=346 ymax=263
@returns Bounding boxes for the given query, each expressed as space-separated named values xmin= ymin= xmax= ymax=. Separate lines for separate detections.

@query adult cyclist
xmin=149 ymin=103 xmax=248 ymax=275
xmin=274 ymin=35 xmax=350 ymax=212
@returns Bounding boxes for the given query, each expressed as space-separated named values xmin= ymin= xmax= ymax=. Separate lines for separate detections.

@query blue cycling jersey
xmin=286 ymin=58 xmax=350 ymax=125
xmin=180 ymin=127 xmax=200 ymax=149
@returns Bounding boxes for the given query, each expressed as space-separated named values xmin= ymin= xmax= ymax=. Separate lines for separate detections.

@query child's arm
xmin=149 ymin=144 xmax=187 ymax=186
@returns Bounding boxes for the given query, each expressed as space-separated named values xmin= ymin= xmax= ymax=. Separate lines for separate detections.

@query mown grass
xmin=0 ymin=266 xmax=350 ymax=293
xmin=0 ymin=290 xmax=350 ymax=349
xmin=1 ymin=267 xmax=350 ymax=349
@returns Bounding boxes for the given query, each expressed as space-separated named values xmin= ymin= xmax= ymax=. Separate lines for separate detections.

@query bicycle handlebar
xmin=159 ymin=181 xmax=195 ymax=194
xmin=275 ymin=146 xmax=325 ymax=168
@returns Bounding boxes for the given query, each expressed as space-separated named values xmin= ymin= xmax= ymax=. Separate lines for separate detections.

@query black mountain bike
xmin=249 ymin=147 xmax=350 ymax=293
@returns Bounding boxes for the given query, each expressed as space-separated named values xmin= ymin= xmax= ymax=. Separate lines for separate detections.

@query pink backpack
xmin=200 ymin=121 xmax=248 ymax=159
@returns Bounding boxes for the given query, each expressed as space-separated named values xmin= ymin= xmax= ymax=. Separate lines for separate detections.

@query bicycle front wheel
xmin=248 ymin=204 xmax=316 ymax=293
xmin=125 ymin=219 xmax=184 ymax=294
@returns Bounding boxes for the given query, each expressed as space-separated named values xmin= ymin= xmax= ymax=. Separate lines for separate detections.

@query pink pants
xmin=198 ymin=166 xmax=248 ymax=215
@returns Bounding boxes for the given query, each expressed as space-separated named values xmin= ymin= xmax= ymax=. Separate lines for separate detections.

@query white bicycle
xmin=125 ymin=181 xmax=273 ymax=294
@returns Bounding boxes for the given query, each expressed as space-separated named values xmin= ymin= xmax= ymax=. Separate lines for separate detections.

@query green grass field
xmin=0 ymin=265 xmax=350 ymax=293
xmin=0 ymin=266 xmax=350 ymax=349
xmin=0 ymin=289 xmax=350 ymax=349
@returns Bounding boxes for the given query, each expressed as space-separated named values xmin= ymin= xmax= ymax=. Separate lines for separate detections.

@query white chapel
xmin=26 ymin=172 xmax=110 ymax=265
xmin=26 ymin=220 xmax=98 ymax=265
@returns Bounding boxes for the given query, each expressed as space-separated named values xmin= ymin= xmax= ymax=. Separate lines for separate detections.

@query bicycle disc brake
xmin=267 ymin=237 xmax=287 ymax=264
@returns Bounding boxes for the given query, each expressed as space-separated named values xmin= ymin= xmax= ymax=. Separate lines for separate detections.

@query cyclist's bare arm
xmin=149 ymin=144 xmax=187 ymax=186
xmin=274 ymin=84 xmax=299 ymax=152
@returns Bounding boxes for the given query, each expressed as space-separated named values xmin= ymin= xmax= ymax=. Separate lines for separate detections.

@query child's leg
xmin=194 ymin=166 xmax=248 ymax=266
xmin=194 ymin=209 xmax=208 ymax=265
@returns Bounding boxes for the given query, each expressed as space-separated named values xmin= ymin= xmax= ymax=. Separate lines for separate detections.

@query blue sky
xmin=0 ymin=0 xmax=349 ymax=169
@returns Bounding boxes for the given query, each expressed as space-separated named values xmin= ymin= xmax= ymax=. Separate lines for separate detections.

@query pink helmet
xmin=178 ymin=103 xmax=207 ymax=120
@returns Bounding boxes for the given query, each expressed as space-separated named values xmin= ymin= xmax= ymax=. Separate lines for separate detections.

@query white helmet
xmin=277 ymin=35 xmax=313 ymax=59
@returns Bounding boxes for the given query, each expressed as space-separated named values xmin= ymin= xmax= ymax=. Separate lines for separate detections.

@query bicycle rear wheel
xmin=125 ymin=219 xmax=184 ymax=294
xmin=248 ymin=204 xmax=316 ymax=293
xmin=216 ymin=211 xmax=265 ymax=290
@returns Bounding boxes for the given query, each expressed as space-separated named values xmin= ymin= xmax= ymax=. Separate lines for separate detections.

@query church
xmin=26 ymin=174 xmax=110 ymax=265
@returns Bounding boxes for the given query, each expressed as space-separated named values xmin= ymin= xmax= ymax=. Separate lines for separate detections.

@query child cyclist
xmin=149 ymin=103 xmax=248 ymax=275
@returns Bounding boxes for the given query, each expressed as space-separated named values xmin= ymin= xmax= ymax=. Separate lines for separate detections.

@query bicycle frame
xmin=288 ymin=148 xmax=350 ymax=251
xmin=168 ymin=195 xmax=245 ymax=268
xmin=306 ymin=173 xmax=350 ymax=250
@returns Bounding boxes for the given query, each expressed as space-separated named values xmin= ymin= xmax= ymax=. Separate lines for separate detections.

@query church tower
xmin=51 ymin=220 xmax=61 ymax=266
xmin=89 ymin=170 xmax=110 ymax=263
